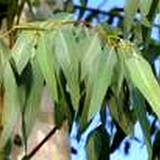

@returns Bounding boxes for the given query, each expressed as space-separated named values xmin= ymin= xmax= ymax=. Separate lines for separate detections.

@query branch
xmin=21 ymin=126 xmax=59 ymax=160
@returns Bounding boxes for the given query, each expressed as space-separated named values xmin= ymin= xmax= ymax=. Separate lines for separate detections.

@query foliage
xmin=0 ymin=0 xmax=160 ymax=159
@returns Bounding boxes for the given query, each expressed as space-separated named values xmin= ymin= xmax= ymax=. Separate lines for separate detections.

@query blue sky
xmin=70 ymin=1 xmax=160 ymax=160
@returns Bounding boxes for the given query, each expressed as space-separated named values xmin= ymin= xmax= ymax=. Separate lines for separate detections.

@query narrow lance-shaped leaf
xmin=55 ymin=28 xmax=80 ymax=110
xmin=36 ymin=32 xmax=58 ymax=102
xmin=139 ymin=0 xmax=152 ymax=16
xmin=81 ymin=34 xmax=101 ymax=80
xmin=131 ymin=88 xmax=152 ymax=160
xmin=24 ymin=59 xmax=44 ymax=138
xmin=0 ymin=62 xmax=20 ymax=149
xmin=80 ymin=34 xmax=105 ymax=128
xmin=124 ymin=46 xmax=160 ymax=119
xmin=0 ymin=40 xmax=10 ymax=84
xmin=12 ymin=31 xmax=37 ymax=75
xmin=88 ymin=47 xmax=117 ymax=120
xmin=124 ymin=0 xmax=139 ymax=32
xmin=109 ymin=96 xmax=134 ymax=135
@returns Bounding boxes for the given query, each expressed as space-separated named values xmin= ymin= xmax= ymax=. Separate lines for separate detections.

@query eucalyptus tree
xmin=0 ymin=0 xmax=160 ymax=160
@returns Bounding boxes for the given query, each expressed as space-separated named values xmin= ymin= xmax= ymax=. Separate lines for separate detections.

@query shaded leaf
xmin=109 ymin=97 xmax=134 ymax=135
xmin=78 ymin=0 xmax=88 ymax=20
xmin=24 ymin=59 xmax=44 ymax=137
xmin=86 ymin=125 xmax=109 ymax=160
xmin=131 ymin=88 xmax=152 ymax=160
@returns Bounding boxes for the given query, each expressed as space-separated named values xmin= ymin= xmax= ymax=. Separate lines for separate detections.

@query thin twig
xmin=22 ymin=126 xmax=59 ymax=160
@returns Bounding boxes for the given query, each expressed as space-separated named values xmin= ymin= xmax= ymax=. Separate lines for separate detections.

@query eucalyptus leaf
xmin=0 ymin=40 xmax=10 ymax=84
xmin=124 ymin=48 xmax=160 ymax=119
xmin=139 ymin=0 xmax=152 ymax=16
xmin=55 ymin=28 xmax=80 ymax=111
xmin=131 ymin=88 xmax=152 ymax=160
xmin=24 ymin=59 xmax=44 ymax=137
xmin=124 ymin=0 xmax=139 ymax=31
xmin=12 ymin=31 xmax=37 ymax=75
xmin=36 ymin=32 xmax=58 ymax=102
xmin=109 ymin=97 xmax=134 ymax=135
xmin=0 ymin=62 xmax=20 ymax=149
xmin=88 ymin=47 xmax=117 ymax=120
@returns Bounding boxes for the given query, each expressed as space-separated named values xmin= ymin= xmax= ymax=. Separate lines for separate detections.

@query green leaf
xmin=36 ymin=32 xmax=58 ymax=102
xmin=24 ymin=59 xmax=44 ymax=137
xmin=0 ymin=40 xmax=10 ymax=84
xmin=112 ymin=49 xmax=125 ymax=96
xmin=139 ymin=0 xmax=152 ymax=16
xmin=131 ymin=88 xmax=152 ymax=160
xmin=124 ymin=48 xmax=160 ymax=120
xmin=0 ymin=62 xmax=20 ymax=149
xmin=86 ymin=125 xmax=109 ymax=160
xmin=124 ymin=0 xmax=139 ymax=31
xmin=12 ymin=31 xmax=37 ymax=75
xmin=88 ymin=47 xmax=117 ymax=120
xmin=109 ymin=96 xmax=134 ymax=135
xmin=79 ymin=34 xmax=104 ymax=129
xmin=81 ymin=34 xmax=101 ymax=81
xmin=55 ymin=28 xmax=80 ymax=110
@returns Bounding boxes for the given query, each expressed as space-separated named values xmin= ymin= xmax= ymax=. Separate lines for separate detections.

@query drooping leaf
xmin=86 ymin=125 xmax=110 ymax=160
xmin=79 ymin=34 xmax=103 ymax=129
xmin=55 ymin=27 xmax=80 ymax=111
xmin=88 ymin=47 xmax=117 ymax=120
xmin=81 ymin=33 xmax=101 ymax=81
xmin=0 ymin=40 xmax=10 ymax=84
xmin=36 ymin=32 xmax=58 ymax=102
xmin=123 ymin=45 xmax=160 ymax=120
xmin=131 ymin=88 xmax=152 ymax=160
xmin=109 ymin=96 xmax=134 ymax=135
xmin=12 ymin=31 xmax=37 ymax=75
xmin=24 ymin=59 xmax=44 ymax=137
xmin=139 ymin=0 xmax=152 ymax=16
xmin=112 ymin=49 xmax=125 ymax=96
xmin=0 ymin=62 xmax=20 ymax=149
xmin=124 ymin=0 xmax=139 ymax=32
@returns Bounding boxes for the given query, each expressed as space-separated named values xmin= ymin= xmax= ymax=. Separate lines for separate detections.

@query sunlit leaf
xmin=12 ymin=31 xmax=37 ymax=75
xmin=124 ymin=47 xmax=160 ymax=119
xmin=124 ymin=0 xmax=139 ymax=31
xmin=55 ymin=27 xmax=80 ymax=110
xmin=88 ymin=47 xmax=117 ymax=120
xmin=0 ymin=40 xmax=10 ymax=84
xmin=36 ymin=32 xmax=58 ymax=102
xmin=81 ymin=34 xmax=101 ymax=81
xmin=139 ymin=0 xmax=152 ymax=16
xmin=80 ymin=34 xmax=103 ymax=129
xmin=0 ymin=62 xmax=20 ymax=149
